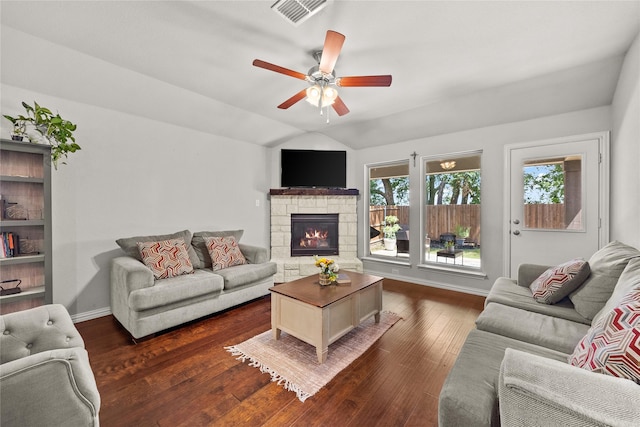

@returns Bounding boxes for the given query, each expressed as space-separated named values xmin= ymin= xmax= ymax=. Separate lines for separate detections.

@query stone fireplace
xmin=270 ymin=188 xmax=363 ymax=282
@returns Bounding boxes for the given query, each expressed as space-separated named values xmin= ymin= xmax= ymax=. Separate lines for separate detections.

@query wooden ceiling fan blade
xmin=253 ymin=59 xmax=307 ymax=80
xmin=319 ymin=30 xmax=345 ymax=74
xmin=277 ymin=89 xmax=308 ymax=109
xmin=337 ymin=75 xmax=392 ymax=87
xmin=332 ymin=96 xmax=350 ymax=116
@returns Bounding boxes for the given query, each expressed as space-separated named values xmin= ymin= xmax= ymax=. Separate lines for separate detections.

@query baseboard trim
xmin=376 ymin=271 xmax=490 ymax=297
xmin=71 ymin=306 xmax=112 ymax=323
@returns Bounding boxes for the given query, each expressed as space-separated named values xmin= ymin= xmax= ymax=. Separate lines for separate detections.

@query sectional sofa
xmin=110 ymin=229 xmax=277 ymax=339
xmin=439 ymin=241 xmax=640 ymax=426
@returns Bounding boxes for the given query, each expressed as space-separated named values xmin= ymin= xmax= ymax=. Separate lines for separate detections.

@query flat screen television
xmin=281 ymin=149 xmax=347 ymax=188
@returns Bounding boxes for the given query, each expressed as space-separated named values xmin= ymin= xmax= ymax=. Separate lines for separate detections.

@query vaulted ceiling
xmin=2 ymin=1 xmax=639 ymax=149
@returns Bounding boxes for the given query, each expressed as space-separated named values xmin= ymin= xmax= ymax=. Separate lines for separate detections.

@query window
xmin=523 ymin=155 xmax=583 ymax=230
xmin=367 ymin=161 xmax=410 ymax=259
xmin=423 ymin=152 xmax=482 ymax=269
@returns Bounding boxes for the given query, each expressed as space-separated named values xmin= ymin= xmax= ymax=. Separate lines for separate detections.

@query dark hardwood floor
xmin=75 ymin=279 xmax=485 ymax=427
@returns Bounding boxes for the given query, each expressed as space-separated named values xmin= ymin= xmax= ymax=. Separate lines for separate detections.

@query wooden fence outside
xmin=370 ymin=203 xmax=566 ymax=246
xmin=370 ymin=205 xmax=481 ymax=245
xmin=523 ymin=204 xmax=565 ymax=229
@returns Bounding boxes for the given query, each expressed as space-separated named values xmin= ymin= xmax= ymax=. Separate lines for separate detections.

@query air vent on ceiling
xmin=271 ymin=0 xmax=328 ymax=26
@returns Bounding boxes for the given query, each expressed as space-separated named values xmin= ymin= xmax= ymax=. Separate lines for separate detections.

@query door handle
xmin=512 ymin=230 xmax=520 ymax=236
xmin=513 ymin=219 xmax=520 ymax=225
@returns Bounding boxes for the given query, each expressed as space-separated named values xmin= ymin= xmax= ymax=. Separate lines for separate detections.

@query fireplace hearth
xmin=290 ymin=213 xmax=339 ymax=257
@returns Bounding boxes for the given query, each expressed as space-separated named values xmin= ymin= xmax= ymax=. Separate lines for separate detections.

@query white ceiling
xmin=2 ymin=1 xmax=639 ymax=149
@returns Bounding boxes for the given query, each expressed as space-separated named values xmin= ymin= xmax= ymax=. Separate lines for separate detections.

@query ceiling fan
xmin=253 ymin=30 xmax=392 ymax=120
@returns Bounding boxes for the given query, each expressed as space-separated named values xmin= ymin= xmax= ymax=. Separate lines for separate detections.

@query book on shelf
xmin=0 ymin=232 xmax=19 ymax=258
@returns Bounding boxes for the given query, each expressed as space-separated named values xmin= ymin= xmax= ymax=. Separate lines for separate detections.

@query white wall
xmin=355 ymin=106 xmax=612 ymax=295
xmin=611 ymin=31 xmax=640 ymax=248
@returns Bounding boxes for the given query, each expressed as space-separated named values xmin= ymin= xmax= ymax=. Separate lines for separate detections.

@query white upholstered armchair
xmin=0 ymin=304 xmax=101 ymax=426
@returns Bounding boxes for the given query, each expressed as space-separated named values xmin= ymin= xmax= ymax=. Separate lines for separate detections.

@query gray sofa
xmin=110 ymin=229 xmax=277 ymax=339
xmin=439 ymin=241 xmax=640 ymax=426
xmin=0 ymin=304 xmax=101 ymax=426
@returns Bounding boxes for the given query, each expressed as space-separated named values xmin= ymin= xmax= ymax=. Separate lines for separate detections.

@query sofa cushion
xmin=485 ymin=277 xmax=591 ymax=325
xmin=116 ymin=229 xmax=200 ymax=267
xmin=137 ymin=238 xmax=194 ymax=279
xmin=191 ymin=230 xmax=244 ymax=269
xmin=215 ymin=262 xmax=277 ymax=290
xmin=438 ymin=329 xmax=568 ymax=427
xmin=476 ymin=303 xmax=590 ymax=354
xmin=568 ymin=288 xmax=640 ymax=384
xmin=205 ymin=236 xmax=247 ymax=271
xmin=529 ymin=258 xmax=590 ymax=304
xmin=128 ymin=270 xmax=224 ymax=311
xmin=592 ymin=257 xmax=640 ymax=325
xmin=569 ymin=240 xmax=640 ymax=320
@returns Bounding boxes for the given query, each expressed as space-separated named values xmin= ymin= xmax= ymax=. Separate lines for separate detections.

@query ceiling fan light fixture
xmin=305 ymin=84 xmax=337 ymax=108
xmin=253 ymin=29 xmax=391 ymax=119
xmin=305 ymin=85 xmax=321 ymax=105
xmin=441 ymin=161 xmax=456 ymax=170
xmin=324 ymin=86 xmax=338 ymax=102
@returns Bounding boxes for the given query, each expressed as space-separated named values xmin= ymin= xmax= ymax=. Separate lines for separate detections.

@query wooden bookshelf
xmin=0 ymin=139 xmax=52 ymax=314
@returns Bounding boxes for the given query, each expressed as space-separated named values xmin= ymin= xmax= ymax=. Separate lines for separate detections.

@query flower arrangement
xmin=315 ymin=256 xmax=339 ymax=284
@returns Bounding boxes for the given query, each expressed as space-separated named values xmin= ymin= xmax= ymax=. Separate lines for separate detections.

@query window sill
xmin=418 ymin=262 xmax=487 ymax=279
xmin=361 ymin=256 xmax=411 ymax=267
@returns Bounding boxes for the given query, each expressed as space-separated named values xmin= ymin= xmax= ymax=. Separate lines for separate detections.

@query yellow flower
xmin=314 ymin=255 xmax=339 ymax=281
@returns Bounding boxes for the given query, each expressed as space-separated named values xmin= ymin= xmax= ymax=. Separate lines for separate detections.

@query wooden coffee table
xmin=269 ymin=271 xmax=383 ymax=363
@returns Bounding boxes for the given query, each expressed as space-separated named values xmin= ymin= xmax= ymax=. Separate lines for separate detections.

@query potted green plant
xmin=4 ymin=118 xmax=26 ymax=141
xmin=454 ymin=225 xmax=470 ymax=247
xmin=3 ymin=101 xmax=80 ymax=169
xmin=382 ymin=215 xmax=401 ymax=251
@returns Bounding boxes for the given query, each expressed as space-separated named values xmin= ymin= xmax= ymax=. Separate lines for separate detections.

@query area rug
xmin=225 ymin=311 xmax=401 ymax=402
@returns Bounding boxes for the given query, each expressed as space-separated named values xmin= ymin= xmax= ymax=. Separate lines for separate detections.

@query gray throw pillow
xmin=191 ymin=230 xmax=244 ymax=269
xmin=591 ymin=257 xmax=640 ymax=325
xmin=115 ymin=229 xmax=200 ymax=267
xmin=569 ymin=241 xmax=640 ymax=320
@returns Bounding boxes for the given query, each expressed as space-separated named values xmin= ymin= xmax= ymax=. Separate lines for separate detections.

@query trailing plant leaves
xmin=4 ymin=101 xmax=80 ymax=169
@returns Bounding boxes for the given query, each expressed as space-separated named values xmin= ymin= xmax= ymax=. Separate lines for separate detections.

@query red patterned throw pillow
xmin=137 ymin=238 xmax=195 ymax=279
xmin=204 ymin=236 xmax=247 ymax=271
xmin=529 ymin=259 xmax=590 ymax=304
xmin=568 ymin=288 xmax=640 ymax=384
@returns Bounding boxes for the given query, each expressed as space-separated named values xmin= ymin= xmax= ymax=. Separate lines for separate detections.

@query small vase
xmin=319 ymin=273 xmax=332 ymax=286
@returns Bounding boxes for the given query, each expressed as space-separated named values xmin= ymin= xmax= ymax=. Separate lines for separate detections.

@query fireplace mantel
xmin=270 ymin=188 xmax=359 ymax=196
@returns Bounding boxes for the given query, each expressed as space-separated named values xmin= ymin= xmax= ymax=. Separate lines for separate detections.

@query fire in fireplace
xmin=290 ymin=213 xmax=339 ymax=257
